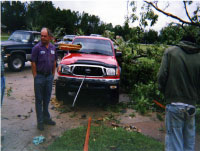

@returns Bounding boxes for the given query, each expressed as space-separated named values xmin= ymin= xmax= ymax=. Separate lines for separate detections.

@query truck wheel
xmin=62 ymin=90 xmax=74 ymax=105
xmin=55 ymin=80 xmax=65 ymax=101
xmin=110 ymin=89 xmax=119 ymax=105
xmin=8 ymin=55 xmax=25 ymax=72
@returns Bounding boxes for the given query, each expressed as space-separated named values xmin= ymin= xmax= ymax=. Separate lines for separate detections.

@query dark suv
xmin=1 ymin=30 xmax=41 ymax=71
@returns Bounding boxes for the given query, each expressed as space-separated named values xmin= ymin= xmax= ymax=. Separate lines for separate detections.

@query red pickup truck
xmin=55 ymin=36 xmax=121 ymax=104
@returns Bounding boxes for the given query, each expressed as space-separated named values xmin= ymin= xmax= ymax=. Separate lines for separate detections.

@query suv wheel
xmin=8 ymin=55 xmax=25 ymax=72
xmin=110 ymin=88 xmax=119 ymax=105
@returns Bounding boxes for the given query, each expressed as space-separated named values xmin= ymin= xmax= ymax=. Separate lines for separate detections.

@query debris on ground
xmin=123 ymin=125 xmax=142 ymax=133
xmin=32 ymin=135 xmax=45 ymax=145
xmin=120 ymin=109 xmax=127 ymax=114
xmin=51 ymin=98 xmax=72 ymax=113
xmin=2 ymin=117 xmax=9 ymax=120
xmin=111 ymin=122 xmax=120 ymax=127
xmin=17 ymin=114 xmax=30 ymax=120
xmin=111 ymin=123 xmax=142 ymax=133
xmin=7 ymin=87 xmax=13 ymax=97
xmin=81 ymin=114 xmax=87 ymax=119
xmin=28 ymin=108 xmax=33 ymax=113
xmin=17 ymin=108 xmax=33 ymax=120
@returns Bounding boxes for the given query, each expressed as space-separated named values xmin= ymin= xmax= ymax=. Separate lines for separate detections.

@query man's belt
xmin=37 ymin=71 xmax=51 ymax=76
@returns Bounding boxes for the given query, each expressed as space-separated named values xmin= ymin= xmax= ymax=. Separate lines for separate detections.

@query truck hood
xmin=1 ymin=40 xmax=27 ymax=47
xmin=61 ymin=53 xmax=118 ymax=67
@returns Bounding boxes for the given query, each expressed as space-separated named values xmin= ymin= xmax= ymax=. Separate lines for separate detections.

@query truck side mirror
xmin=115 ymin=50 xmax=122 ymax=57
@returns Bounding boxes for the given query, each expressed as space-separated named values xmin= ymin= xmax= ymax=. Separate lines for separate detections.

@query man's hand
xmin=31 ymin=62 xmax=37 ymax=78
xmin=52 ymin=60 xmax=57 ymax=76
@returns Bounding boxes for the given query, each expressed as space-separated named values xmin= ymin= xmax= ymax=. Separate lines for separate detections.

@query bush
xmin=119 ymin=42 xmax=166 ymax=113
xmin=129 ymin=82 xmax=164 ymax=114
xmin=196 ymin=105 xmax=200 ymax=134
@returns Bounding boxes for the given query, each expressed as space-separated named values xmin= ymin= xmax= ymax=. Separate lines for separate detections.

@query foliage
xmin=1 ymin=1 xmax=27 ymax=31
xmin=1 ymin=1 xmax=109 ymax=37
xmin=47 ymin=126 xmax=164 ymax=151
xmin=111 ymin=32 xmax=166 ymax=114
xmin=196 ymin=105 xmax=200 ymax=134
xmin=6 ymin=87 xmax=13 ymax=97
xmin=159 ymin=24 xmax=184 ymax=45
xmin=0 ymin=33 xmax=10 ymax=41
xmin=144 ymin=1 xmax=200 ymax=27
xmin=3 ymin=1 xmax=198 ymax=45
xmin=53 ymin=27 xmax=66 ymax=39
xmin=129 ymin=82 xmax=164 ymax=114
xmin=143 ymin=29 xmax=158 ymax=44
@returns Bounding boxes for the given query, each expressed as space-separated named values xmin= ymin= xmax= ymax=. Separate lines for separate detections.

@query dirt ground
xmin=1 ymin=62 xmax=200 ymax=151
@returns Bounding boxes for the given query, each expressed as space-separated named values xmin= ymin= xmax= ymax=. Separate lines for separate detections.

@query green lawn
xmin=1 ymin=33 xmax=10 ymax=41
xmin=47 ymin=126 xmax=164 ymax=151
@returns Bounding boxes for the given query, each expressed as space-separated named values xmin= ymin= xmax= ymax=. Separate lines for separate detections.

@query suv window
xmin=33 ymin=34 xmax=41 ymax=43
xmin=73 ymin=38 xmax=113 ymax=56
xmin=9 ymin=31 xmax=31 ymax=43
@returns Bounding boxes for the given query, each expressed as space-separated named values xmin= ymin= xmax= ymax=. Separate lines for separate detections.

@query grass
xmin=47 ymin=126 xmax=164 ymax=151
xmin=1 ymin=33 xmax=10 ymax=41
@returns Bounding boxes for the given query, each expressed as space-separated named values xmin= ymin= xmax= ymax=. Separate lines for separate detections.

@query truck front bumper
xmin=56 ymin=76 xmax=120 ymax=92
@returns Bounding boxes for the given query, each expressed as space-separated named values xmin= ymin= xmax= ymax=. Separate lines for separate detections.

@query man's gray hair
xmin=41 ymin=27 xmax=53 ymax=37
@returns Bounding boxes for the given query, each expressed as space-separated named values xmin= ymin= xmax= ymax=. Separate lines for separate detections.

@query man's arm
xmin=157 ymin=50 xmax=169 ymax=93
xmin=31 ymin=62 xmax=37 ymax=78
xmin=31 ymin=46 xmax=38 ymax=78
xmin=52 ymin=60 xmax=56 ymax=76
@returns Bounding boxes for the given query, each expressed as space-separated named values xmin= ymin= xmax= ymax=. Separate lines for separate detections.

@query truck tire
xmin=55 ymin=80 xmax=65 ymax=101
xmin=8 ymin=55 xmax=25 ymax=72
xmin=63 ymin=90 xmax=74 ymax=105
xmin=110 ymin=88 xmax=119 ymax=105
xmin=55 ymin=80 xmax=73 ymax=104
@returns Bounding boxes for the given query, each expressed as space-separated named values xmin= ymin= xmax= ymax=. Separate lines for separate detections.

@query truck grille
xmin=73 ymin=65 xmax=104 ymax=77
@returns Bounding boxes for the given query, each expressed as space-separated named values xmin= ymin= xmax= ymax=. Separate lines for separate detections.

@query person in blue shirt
xmin=31 ymin=28 xmax=57 ymax=131
xmin=1 ymin=48 xmax=5 ymax=106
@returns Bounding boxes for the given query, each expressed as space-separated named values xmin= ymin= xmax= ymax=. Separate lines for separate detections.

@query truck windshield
xmin=73 ymin=38 xmax=113 ymax=56
xmin=9 ymin=31 xmax=31 ymax=43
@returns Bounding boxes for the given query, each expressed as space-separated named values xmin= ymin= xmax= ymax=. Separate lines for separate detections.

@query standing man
xmin=1 ymin=48 xmax=5 ymax=106
xmin=158 ymin=34 xmax=200 ymax=151
xmin=31 ymin=28 xmax=57 ymax=131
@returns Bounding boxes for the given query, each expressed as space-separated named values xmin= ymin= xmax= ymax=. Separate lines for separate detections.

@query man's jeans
xmin=1 ymin=76 xmax=5 ymax=105
xmin=165 ymin=104 xmax=195 ymax=151
xmin=34 ymin=74 xmax=54 ymax=124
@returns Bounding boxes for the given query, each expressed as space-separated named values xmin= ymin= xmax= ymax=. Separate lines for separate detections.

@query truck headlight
xmin=105 ymin=68 xmax=116 ymax=76
xmin=58 ymin=64 xmax=72 ymax=74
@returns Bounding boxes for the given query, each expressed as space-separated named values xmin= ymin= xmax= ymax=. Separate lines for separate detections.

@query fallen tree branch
xmin=183 ymin=1 xmax=194 ymax=23
xmin=144 ymin=1 xmax=200 ymax=27
xmin=132 ymin=54 xmax=148 ymax=60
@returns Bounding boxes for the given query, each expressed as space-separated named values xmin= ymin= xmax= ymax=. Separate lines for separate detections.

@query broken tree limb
xmin=144 ymin=1 xmax=200 ymax=27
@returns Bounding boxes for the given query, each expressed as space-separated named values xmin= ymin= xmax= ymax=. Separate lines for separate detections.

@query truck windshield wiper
xmin=79 ymin=51 xmax=89 ymax=54
xmin=90 ymin=52 xmax=110 ymax=56
xmin=90 ymin=52 xmax=104 ymax=55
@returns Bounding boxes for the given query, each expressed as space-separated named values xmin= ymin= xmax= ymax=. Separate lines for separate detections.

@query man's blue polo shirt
xmin=31 ymin=42 xmax=57 ymax=74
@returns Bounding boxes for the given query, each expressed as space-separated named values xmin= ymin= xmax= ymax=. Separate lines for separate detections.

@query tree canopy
xmin=1 ymin=1 xmax=200 ymax=44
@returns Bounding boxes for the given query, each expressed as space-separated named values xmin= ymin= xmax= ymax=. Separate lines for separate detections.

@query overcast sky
xmin=53 ymin=0 xmax=199 ymax=32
